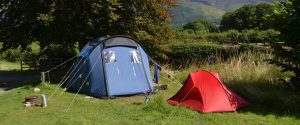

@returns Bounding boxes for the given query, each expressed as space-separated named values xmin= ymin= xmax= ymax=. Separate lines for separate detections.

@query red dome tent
xmin=168 ymin=70 xmax=249 ymax=113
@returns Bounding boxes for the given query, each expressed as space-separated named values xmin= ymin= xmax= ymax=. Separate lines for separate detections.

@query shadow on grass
xmin=0 ymin=70 xmax=40 ymax=91
xmin=229 ymin=82 xmax=300 ymax=119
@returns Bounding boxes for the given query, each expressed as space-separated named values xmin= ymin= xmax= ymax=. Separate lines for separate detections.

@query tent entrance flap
xmin=104 ymin=47 xmax=150 ymax=96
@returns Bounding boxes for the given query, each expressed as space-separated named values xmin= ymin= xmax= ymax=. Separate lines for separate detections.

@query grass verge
xmin=0 ymin=53 xmax=300 ymax=125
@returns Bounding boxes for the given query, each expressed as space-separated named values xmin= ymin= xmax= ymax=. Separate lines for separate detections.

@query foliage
xmin=0 ymin=0 xmax=176 ymax=59
xmin=204 ymin=29 xmax=280 ymax=44
xmin=220 ymin=3 xmax=275 ymax=31
xmin=166 ymin=42 xmax=225 ymax=65
xmin=0 ymin=49 xmax=22 ymax=62
xmin=174 ymin=29 xmax=203 ymax=42
xmin=183 ymin=19 xmax=219 ymax=32
xmin=38 ymin=44 xmax=77 ymax=70
xmin=270 ymin=0 xmax=300 ymax=78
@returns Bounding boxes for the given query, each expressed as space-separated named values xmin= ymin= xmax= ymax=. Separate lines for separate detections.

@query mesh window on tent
xmin=103 ymin=51 xmax=116 ymax=63
xmin=130 ymin=51 xmax=142 ymax=63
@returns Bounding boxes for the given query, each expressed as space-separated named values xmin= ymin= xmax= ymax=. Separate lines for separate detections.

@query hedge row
xmin=175 ymin=29 xmax=280 ymax=44
xmin=165 ymin=42 xmax=270 ymax=66
xmin=205 ymin=29 xmax=280 ymax=44
xmin=166 ymin=42 xmax=225 ymax=65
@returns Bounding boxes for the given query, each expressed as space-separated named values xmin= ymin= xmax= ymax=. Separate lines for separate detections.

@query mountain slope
xmin=172 ymin=0 xmax=277 ymax=27
xmin=172 ymin=1 xmax=225 ymax=27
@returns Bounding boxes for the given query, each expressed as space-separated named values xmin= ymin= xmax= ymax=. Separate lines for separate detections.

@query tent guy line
xmin=149 ymin=57 xmax=183 ymax=86
xmin=65 ymin=52 xmax=102 ymax=112
xmin=48 ymin=57 xmax=85 ymax=99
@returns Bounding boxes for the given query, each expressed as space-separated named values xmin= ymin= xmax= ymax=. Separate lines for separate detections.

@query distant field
xmin=0 ymin=60 xmax=20 ymax=71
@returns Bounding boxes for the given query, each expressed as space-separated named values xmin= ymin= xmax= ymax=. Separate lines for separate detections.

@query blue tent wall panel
xmin=70 ymin=43 xmax=94 ymax=94
xmin=104 ymin=47 xmax=151 ymax=95
xmin=69 ymin=36 xmax=154 ymax=97
xmin=69 ymin=56 xmax=90 ymax=93
xmin=88 ymin=45 xmax=107 ymax=96
xmin=138 ymin=46 xmax=153 ymax=91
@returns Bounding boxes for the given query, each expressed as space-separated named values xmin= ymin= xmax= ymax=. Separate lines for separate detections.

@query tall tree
xmin=220 ymin=3 xmax=275 ymax=31
xmin=0 ymin=0 xmax=176 ymax=58
xmin=271 ymin=0 xmax=300 ymax=78
xmin=183 ymin=19 xmax=219 ymax=33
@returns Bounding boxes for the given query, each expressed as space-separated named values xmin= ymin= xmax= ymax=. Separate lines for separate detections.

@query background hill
xmin=172 ymin=0 xmax=277 ymax=27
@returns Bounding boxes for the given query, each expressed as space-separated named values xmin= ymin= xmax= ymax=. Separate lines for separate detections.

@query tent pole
xmin=41 ymin=72 xmax=45 ymax=83
xmin=137 ymin=46 xmax=152 ymax=91
xmin=101 ymin=44 xmax=111 ymax=99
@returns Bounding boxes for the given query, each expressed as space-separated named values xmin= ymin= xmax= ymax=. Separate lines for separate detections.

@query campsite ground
xmin=1 ymin=57 xmax=300 ymax=125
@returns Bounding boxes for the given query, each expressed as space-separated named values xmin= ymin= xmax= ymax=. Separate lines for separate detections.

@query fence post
xmin=21 ymin=60 xmax=23 ymax=71
xmin=41 ymin=72 xmax=45 ymax=83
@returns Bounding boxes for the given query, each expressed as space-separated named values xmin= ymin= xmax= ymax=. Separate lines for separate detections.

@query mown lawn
xmin=1 ymin=54 xmax=300 ymax=125
xmin=0 ymin=60 xmax=20 ymax=71
xmin=0 ymin=82 xmax=300 ymax=125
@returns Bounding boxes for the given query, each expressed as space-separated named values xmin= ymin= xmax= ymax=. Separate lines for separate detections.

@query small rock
xmin=84 ymin=96 xmax=93 ymax=99
xmin=24 ymin=102 xmax=32 ymax=107
xmin=33 ymin=87 xmax=41 ymax=92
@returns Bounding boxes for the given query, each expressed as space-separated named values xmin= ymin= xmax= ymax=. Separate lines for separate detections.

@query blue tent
xmin=69 ymin=36 xmax=153 ymax=98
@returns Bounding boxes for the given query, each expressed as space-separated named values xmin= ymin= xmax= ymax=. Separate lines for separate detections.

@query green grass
xmin=0 ymin=60 xmax=20 ymax=71
xmin=0 ymin=81 xmax=300 ymax=125
xmin=1 ymin=53 xmax=300 ymax=125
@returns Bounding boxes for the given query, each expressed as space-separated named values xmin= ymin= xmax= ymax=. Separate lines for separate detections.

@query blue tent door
xmin=104 ymin=47 xmax=150 ymax=96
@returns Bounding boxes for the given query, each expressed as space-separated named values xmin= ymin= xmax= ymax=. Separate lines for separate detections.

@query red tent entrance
xmin=168 ymin=70 xmax=249 ymax=113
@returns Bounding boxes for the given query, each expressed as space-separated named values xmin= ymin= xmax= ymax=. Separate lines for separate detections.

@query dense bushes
xmin=167 ymin=28 xmax=278 ymax=66
xmin=205 ymin=29 xmax=280 ymax=44
xmin=38 ymin=45 xmax=77 ymax=70
xmin=1 ymin=44 xmax=77 ymax=71
xmin=165 ymin=41 xmax=272 ymax=66
xmin=175 ymin=28 xmax=280 ymax=45
xmin=183 ymin=19 xmax=219 ymax=32
xmin=0 ymin=49 xmax=22 ymax=62
xmin=166 ymin=42 xmax=225 ymax=65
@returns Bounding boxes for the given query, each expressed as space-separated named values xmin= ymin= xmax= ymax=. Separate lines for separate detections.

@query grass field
xmin=0 ymin=60 xmax=20 ymax=71
xmin=0 ymin=83 xmax=299 ymax=125
xmin=1 ymin=53 xmax=300 ymax=125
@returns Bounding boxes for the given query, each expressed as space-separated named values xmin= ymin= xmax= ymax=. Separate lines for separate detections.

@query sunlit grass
xmin=0 ymin=60 xmax=20 ymax=71
xmin=1 ymin=52 xmax=300 ymax=125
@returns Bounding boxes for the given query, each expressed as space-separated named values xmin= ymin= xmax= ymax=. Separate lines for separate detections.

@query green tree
xmin=0 ymin=0 xmax=176 ymax=59
xmin=271 ymin=0 xmax=300 ymax=78
xmin=183 ymin=19 xmax=219 ymax=32
xmin=220 ymin=3 xmax=275 ymax=31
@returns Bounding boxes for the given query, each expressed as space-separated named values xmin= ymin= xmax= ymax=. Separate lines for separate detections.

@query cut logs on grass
xmin=24 ymin=96 xmax=40 ymax=107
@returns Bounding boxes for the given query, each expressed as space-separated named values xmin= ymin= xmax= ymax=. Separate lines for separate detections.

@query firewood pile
xmin=24 ymin=96 xmax=40 ymax=107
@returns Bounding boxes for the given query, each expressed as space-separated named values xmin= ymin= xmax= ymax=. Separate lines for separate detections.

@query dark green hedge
xmin=166 ymin=42 xmax=225 ymax=65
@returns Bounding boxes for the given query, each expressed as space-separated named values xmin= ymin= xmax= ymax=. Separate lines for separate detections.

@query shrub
xmin=174 ymin=29 xmax=203 ymax=42
xmin=166 ymin=42 xmax=225 ymax=66
xmin=225 ymin=30 xmax=240 ymax=44
xmin=1 ymin=49 xmax=22 ymax=62
xmin=183 ymin=19 xmax=219 ymax=32
xmin=203 ymin=29 xmax=280 ymax=44
xmin=205 ymin=33 xmax=227 ymax=44
xmin=39 ymin=44 xmax=77 ymax=70
xmin=238 ymin=44 xmax=256 ymax=52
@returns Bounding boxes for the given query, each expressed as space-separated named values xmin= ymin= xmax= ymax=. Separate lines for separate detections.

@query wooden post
xmin=21 ymin=60 xmax=23 ymax=71
xmin=41 ymin=72 xmax=45 ymax=83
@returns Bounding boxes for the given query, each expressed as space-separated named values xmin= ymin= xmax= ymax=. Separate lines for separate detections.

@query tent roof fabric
xmin=103 ymin=37 xmax=138 ymax=48
xmin=168 ymin=70 xmax=249 ymax=113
